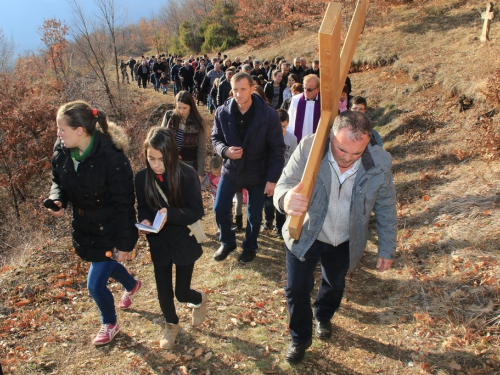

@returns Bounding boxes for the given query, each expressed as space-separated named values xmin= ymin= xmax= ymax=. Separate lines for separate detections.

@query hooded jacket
xmin=49 ymin=123 xmax=138 ymax=262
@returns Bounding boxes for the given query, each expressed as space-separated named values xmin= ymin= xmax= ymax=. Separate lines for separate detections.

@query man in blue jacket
xmin=274 ymin=111 xmax=397 ymax=364
xmin=212 ymin=73 xmax=285 ymax=263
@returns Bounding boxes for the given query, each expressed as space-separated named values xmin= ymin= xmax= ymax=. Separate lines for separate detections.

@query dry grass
xmin=354 ymin=0 xmax=500 ymax=103
xmin=224 ymin=27 xmax=319 ymax=65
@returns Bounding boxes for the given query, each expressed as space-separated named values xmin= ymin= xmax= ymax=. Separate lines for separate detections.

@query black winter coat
xmin=264 ymin=81 xmax=286 ymax=109
xmin=49 ymin=125 xmax=138 ymax=262
xmin=179 ymin=65 xmax=194 ymax=85
xmin=217 ymin=80 xmax=231 ymax=107
xmin=135 ymin=164 xmax=204 ymax=266
xmin=137 ymin=64 xmax=151 ymax=78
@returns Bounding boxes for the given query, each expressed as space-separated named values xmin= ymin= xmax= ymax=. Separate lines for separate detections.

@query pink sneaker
xmin=119 ymin=280 xmax=142 ymax=309
xmin=93 ymin=323 xmax=120 ymax=345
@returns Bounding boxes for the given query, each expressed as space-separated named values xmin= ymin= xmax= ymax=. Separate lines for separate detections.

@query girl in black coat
xmin=135 ymin=127 xmax=206 ymax=350
xmin=47 ymin=101 xmax=141 ymax=346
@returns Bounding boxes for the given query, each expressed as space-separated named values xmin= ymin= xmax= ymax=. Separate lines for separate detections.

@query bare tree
xmin=67 ymin=0 xmax=120 ymax=115
xmin=158 ymin=1 xmax=183 ymax=35
xmin=158 ymin=0 xmax=214 ymax=53
xmin=94 ymin=0 xmax=125 ymax=91
xmin=0 ymin=28 xmax=15 ymax=73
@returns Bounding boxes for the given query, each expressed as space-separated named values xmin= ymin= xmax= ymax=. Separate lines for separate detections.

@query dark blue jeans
xmin=285 ymin=240 xmax=350 ymax=344
xmin=264 ymin=196 xmax=286 ymax=232
xmin=87 ymin=260 xmax=137 ymax=324
xmin=214 ymin=175 xmax=266 ymax=252
xmin=173 ymin=80 xmax=181 ymax=95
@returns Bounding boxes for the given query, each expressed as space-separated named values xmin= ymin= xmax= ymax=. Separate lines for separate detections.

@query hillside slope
xmin=1 ymin=1 xmax=499 ymax=374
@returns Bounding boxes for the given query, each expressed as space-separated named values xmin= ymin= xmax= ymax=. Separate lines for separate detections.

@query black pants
xmin=139 ymin=76 xmax=147 ymax=88
xmin=264 ymin=195 xmax=286 ymax=232
xmin=153 ymin=261 xmax=202 ymax=324
xmin=285 ymin=240 xmax=350 ymax=344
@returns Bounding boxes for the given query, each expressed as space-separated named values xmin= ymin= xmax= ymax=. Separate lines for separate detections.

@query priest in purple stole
xmin=286 ymin=75 xmax=321 ymax=143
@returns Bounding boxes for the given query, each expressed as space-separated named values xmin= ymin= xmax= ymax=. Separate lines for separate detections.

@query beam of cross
xmin=481 ymin=2 xmax=495 ymax=42
xmin=288 ymin=0 xmax=367 ymax=240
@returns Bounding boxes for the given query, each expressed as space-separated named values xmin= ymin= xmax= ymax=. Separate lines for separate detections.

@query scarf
xmin=71 ymin=133 xmax=95 ymax=164
xmin=294 ymin=93 xmax=321 ymax=142
xmin=339 ymin=97 xmax=348 ymax=113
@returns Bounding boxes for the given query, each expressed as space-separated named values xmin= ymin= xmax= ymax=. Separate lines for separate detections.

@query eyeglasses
xmin=305 ymin=87 xmax=318 ymax=92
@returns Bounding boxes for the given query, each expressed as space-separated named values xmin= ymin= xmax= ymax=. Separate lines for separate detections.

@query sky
xmin=0 ymin=0 xmax=161 ymax=56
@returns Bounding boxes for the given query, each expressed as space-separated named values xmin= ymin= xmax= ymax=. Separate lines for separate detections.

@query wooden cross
xmin=288 ymin=0 xmax=367 ymax=240
xmin=481 ymin=2 xmax=495 ymax=42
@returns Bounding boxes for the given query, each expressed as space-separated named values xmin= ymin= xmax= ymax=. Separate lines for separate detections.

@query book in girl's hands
xmin=135 ymin=211 xmax=166 ymax=233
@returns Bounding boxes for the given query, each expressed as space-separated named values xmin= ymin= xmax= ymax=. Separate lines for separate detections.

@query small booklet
xmin=135 ymin=211 xmax=166 ymax=233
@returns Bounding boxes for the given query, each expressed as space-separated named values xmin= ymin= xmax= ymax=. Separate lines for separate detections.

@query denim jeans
xmin=264 ymin=196 xmax=286 ymax=232
xmin=214 ymin=175 xmax=266 ymax=252
xmin=285 ymin=240 xmax=350 ymax=344
xmin=208 ymin=95 xmax=216 ymax=113
xmin=87 ymin=260 xmax=137 ymax=324
xmin=154 ymin=73 xmax=162 ymax=91
xmin=173 ymin=80 xmax=181 ymax=95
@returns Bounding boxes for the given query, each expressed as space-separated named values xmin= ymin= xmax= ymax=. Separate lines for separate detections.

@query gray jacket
xmin=274 ymin=134 xmax=397 ymax=272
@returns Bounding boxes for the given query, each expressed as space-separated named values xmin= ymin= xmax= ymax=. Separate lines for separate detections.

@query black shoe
xmin=213 ymin=245 xmax=236 ymax=261
xmin=276 ymin=230 xmax=283 ymax=239
xmin=285 ymin=338 xmax=312 ymax=364
xmin=232 ymin=215 xmax=244 ymax=233
xmin=315 ymin=320 xmax=332 ymax=340
xmin=261 ymin=223 xmax=273 ymax=231
xmin=238 ymin=251 xmax=256 ymax=263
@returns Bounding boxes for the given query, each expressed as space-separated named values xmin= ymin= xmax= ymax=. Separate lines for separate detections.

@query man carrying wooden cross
xmin=274 ymin=111 xmax=397 ymax=364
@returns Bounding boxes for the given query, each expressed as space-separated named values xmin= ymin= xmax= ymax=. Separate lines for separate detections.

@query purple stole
xmin=294 ymin=93 xmax=321 ymax=142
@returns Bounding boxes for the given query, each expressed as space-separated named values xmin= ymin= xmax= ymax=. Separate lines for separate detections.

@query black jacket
xmin=153 ymin=61 xmax=166 ymax=77
xmin=171 ymin=64 xmax=181 ymax=82
xmin=179 ymin=65 xmax=194 ymax=85
xmin=194 ymin=70 xmax=205 ymax=88
xmin=49 ymin=125 xmax=138 ymax=262
xmin=217 ymin=80 xmax=231 ymax=107
xmin=212 ymin=94 xmax=285 ymax=187
xmin=137 ymin=64 xmax=150 ymax=78
xmin=264 ymin=80 xmax=286 ymax=109
xmin=290 ymin=66 xmax=305 ymax=82
xmin=135 ymin=164 xmax=203 ymax=266
xmin=303 ymin=68 xmax=320 ymax=78
xmin=251 ymin=67 xmax=265 ymax=77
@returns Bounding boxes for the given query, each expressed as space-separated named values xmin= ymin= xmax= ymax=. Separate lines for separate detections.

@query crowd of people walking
xmin=46 ymin=51 xmax=396 ymax=365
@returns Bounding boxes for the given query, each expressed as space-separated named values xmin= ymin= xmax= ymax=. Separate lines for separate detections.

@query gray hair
xmin=241 ymin=64 xmax=252 ymax=73
xmin=331 ymin=111 xmax=372 ymax=141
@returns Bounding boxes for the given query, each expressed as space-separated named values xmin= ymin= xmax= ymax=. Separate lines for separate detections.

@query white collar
xmin=328 ymin=142 xmax=361 ymax=183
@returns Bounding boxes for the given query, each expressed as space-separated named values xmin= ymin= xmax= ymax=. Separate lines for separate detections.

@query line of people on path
xmin=45 ymin=52 xmax=396 ymax=364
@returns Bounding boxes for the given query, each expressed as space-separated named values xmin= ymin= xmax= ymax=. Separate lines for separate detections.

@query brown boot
xmin=189 ymin=292 xmax=207 ymax=327
xmin=159 ymin=323 xmax=180 ymax=350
